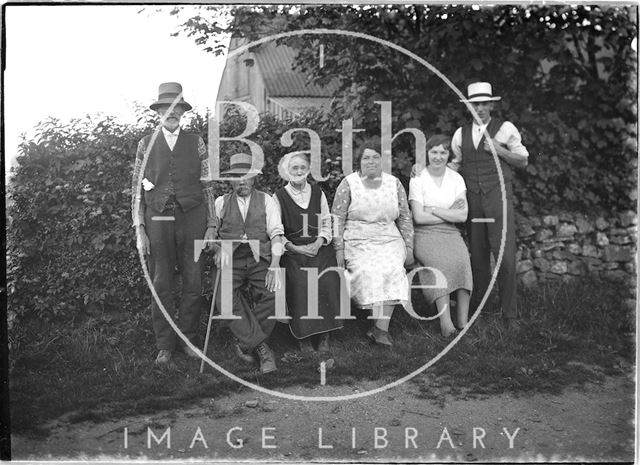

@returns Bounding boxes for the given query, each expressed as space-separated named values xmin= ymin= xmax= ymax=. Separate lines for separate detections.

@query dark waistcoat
xmin=461 ymin=118 xmax=513 ymax=194
xmin=274 ymin=184 xmax=321 ymax=246
xmin=142 ymin=131 xmax=203 ymax=212
xmin=218 ymin=191 xmax=272 ymax=261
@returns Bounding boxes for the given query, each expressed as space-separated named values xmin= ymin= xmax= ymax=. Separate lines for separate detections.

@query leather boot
xmin=255 ymin=342 xmax=277 ymax=374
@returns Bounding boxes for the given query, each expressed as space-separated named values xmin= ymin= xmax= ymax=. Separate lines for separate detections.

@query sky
xmin=5 ymin=5 xmax=228 ymax=178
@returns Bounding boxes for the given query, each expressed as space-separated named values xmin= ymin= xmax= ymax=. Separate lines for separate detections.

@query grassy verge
xmin=9 ymin=279 xmax=634 ymax=436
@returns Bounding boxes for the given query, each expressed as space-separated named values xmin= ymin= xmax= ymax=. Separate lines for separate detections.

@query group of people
xmin=133 ymin=81 xmax=528 ymax=374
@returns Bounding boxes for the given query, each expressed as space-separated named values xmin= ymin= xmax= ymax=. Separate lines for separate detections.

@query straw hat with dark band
xmin=222 ymin=153 xmax=263 ymax=177
xmin=459 ymin=82 xmax=501 ymax=103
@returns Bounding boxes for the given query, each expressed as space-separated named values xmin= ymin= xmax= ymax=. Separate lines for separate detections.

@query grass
xmin=9 ymin=279 xmax=635 ymax=437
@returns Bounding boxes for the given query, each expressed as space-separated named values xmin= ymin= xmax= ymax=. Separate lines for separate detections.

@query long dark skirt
xmin=281 ymin=245 xmax=344 ymax=339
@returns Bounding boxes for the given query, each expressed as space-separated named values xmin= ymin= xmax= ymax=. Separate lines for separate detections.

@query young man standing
xmin=451 ymin=81 xmax=529 ymax=329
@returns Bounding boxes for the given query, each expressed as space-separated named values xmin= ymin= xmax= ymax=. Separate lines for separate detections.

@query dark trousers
xmin=145 ymin=203 xmax=206 ymax=350
xmin=466 ymin=187 xmax=517 ymax=319
xmin=215 ymin=245 xmax=276 ymax=352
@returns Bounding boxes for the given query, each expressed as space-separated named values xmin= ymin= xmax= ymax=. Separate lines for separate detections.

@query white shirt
xmin=450 ymin=119 xmax=529 ymax=171
xmin=272 ymin=182 xmax=332 ymax=245
xmin=409 ymin=167 xmax=466 ymax=209
xmin=162 ymin=127 xmax=180 ymax=151
xmin=214 ymin=191 xmax=284 ymax=239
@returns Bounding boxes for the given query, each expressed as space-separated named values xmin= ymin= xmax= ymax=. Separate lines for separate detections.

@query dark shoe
xmin=366 ymin=327 xmax=393 ymax=347
xmin=155 ymin=349 xmax=173 ymax=366
xmin=235 ymin=344 xmax=257 ymax=364
xmin=317 ymin=333 xmax=330 ymax=353
xmin=182 ymin=344 xmax=200 ymax=359
xmin=298 ymin=338 xmax=315 ymax=353
xmin=255 ymin=342 xmax=277 ymax=374
xmin=505 ymin=319 xmax=521 ymax=331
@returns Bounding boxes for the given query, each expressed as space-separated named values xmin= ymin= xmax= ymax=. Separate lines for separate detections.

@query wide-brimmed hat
xmin=222 ymin=153 xmax=263 ymax=177
xmin=150 ymin=82 xmax=192 ymax=111
xmin=459 ymin=82 xmax=501 ymax=103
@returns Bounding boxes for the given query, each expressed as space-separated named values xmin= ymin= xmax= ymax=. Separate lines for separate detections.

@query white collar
xmin=472 ymin=118 xmax=491 ymax=129
xmin=287 ymin=181 xmax=310 ymax=194
xmin=162 ymin=126 xmax=180 ymax=138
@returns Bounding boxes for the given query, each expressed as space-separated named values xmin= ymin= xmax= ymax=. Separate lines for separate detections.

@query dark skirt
xmin=281 ymin=245 xmax=344 ymax=339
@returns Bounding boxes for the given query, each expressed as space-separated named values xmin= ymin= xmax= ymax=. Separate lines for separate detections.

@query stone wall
xmin=515 ymin=210 xmax=637 ymax=290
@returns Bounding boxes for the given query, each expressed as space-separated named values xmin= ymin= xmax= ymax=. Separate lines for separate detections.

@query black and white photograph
xmin=3 ymin=2 xmax=637 ymax=463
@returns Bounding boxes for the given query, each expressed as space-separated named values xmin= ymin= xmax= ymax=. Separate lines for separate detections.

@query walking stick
xmin=200 ymin=267 xmax=221 ymax=374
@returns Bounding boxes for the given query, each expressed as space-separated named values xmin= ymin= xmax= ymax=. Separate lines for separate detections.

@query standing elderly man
xmin=451 ymin=81 xmax=529 ymax=329
xmin=132 ymin=82 xmax=216 ymax=366
xmin=212 ymin=153 xmax=284 ymax=374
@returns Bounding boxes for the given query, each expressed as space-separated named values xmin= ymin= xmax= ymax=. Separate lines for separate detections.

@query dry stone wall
xmin=515 ymin=210 xmax=637 ymax=290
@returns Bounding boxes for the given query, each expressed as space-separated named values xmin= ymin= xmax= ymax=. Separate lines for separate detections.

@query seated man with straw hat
xmin=212 ymin=153 xmax=284 ymax=374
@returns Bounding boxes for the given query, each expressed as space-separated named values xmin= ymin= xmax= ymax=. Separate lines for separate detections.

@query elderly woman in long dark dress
xmin=331 ymin=143 xmax=414 ymax=347
xmin=273 ymin=152 xmax=343 ymax=352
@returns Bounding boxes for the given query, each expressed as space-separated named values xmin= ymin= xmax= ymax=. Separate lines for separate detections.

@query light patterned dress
xmin=332 ymin=172 xmax=414 ymax=308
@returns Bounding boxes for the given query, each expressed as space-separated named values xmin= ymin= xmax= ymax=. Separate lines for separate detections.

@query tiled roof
xmin=253 ymin=42 xmax=340 ymax=98
xmin=268 ymin=97 xmax=334 ymax=115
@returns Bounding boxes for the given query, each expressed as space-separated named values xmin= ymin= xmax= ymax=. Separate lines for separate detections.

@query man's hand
xmin=265 ymin=268 xmax=282 ymax=292
xmin=483 ymin=138 xmax=527 ymax=168
xmin=335 ymin=249 xmax=345 ymax=268
xmin=214 ymin=249 xmax=230 ymax=268
xmin=410 ymin=163 xmax=424 ymax=178
xmin=136 ymin=226 xmax=150 ymax=255
xmin=203 ymin=227 xmax=217 ymax=251
xmin=483 ymin=138 xmax=507 ymax=155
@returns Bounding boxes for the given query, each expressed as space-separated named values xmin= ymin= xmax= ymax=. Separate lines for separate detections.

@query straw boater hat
xmin=150 ymin=82 xmax=192 ymax=111
xmin=459 ymin=82 xmax=501 ymax=103
xmin=222 ymin=153 xmax=263 ymax=177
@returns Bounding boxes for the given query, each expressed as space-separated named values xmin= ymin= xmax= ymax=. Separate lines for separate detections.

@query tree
xmin=173 ymin=4 xmax=637 ymax=213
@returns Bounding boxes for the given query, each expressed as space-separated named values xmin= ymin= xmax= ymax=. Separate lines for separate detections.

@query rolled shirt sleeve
xmin=495 ymin=121 xmax=529 ymax=158
xmin=131 ymin=138 xmax=147 ymax=227
xmin=264 ymin=194 xmax=284 ymax=239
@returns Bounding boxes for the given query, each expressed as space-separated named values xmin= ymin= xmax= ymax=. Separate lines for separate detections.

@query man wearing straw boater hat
xmin=132 ymin=82 xmax=217 ymax=366
xmin=211 ymin=153 xmax=284 ymax=374
xmin=451 ymin=81 xmax=529 ymax=329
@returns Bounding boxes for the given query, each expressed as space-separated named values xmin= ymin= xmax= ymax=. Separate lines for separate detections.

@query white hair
xmin=277 ymin=151 xmax=310 ymax=181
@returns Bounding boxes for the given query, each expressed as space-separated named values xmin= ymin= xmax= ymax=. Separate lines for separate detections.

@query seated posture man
xmin=213 ymin=153 xmax=284 ymax=374
xmin=451 ymin=81 xmax=529 ymax=328
xmin=132 ymin=82 xmax=216 ymax=366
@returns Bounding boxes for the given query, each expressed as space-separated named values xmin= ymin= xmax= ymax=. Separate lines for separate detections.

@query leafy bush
xmin=8 ymin=116 xmax=146 ymax=329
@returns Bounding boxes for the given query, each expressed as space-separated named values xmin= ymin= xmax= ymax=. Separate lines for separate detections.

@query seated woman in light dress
xmin=409 ymin=134 xmax=472 ymax=337
xmin=331 ymin=142 xmax=414 ymax=347
xmin=273 ymin=152 xmax=343 ymax=353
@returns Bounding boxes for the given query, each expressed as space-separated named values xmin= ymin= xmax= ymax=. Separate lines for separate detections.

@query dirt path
xmin=12 ymin=374 xmax=634 ymax=462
